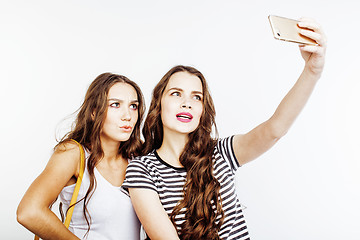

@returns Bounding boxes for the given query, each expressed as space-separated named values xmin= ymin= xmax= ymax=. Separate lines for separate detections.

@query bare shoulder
xmin=47 ymin=140 xmax=83 ymax=177
xmin=53 ymin=140 xmax=82 ymax=160
xmin=17 ymin=140 xmax=84 ymax=211
xmin=55 ymin=140 xmax=80 ymax=153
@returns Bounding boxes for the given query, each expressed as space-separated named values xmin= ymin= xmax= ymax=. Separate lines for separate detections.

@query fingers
xmin=298 ymin=18 xmax=322 ymax=33
xmin=299 ymin=44 xmax=321 ymax=54
xmin=297 ymin=18 xmax=327 ymax=47
xmin=299 ymin=29 xmax=324 ymax=46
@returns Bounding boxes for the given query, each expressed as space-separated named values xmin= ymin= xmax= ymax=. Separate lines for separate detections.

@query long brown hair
xmin=58 ymin=73 xmax=145 ymax=236
xmin=143 ymin=65 xmax=224 ymax=239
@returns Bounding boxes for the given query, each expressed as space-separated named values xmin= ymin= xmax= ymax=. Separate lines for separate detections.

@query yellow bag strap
xmin=64 ymin=139 xmax=85 ymax=228
xmin=34 ymin=139 xmax=85 ymax=240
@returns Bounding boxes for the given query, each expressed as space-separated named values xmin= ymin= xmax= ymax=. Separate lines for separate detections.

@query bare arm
xmin=234 ymin=18 xmax=327 ymax=165
xmin=129 ymin=188 xmax=180 ymax=240
xmin=16 ymin=142 xmax=81 ymax=240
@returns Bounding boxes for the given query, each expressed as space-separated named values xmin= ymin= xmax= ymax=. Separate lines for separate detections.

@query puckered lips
xmin=120 ymin=125 xmax=132 ymax=132
xmin=176 ymin=112 xmax=193 ymax=123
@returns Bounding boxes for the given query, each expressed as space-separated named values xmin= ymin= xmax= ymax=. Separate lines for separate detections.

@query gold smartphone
xmin=268 ymin=15 xmax=317 ymax=45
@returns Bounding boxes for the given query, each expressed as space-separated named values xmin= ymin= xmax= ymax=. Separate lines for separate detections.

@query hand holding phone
xmin=268 ymin=15 xmax=317 ymax=45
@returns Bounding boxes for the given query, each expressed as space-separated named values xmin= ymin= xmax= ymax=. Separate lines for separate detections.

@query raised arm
xmin=16 ymin=142 xmax=81 ymax=240
xmin=129 ymin=188 xmax=180 ymax=240
xmin=234 ymin=18 xmax=327 ymax=166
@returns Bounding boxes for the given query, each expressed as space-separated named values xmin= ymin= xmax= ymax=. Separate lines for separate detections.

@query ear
xmin=91 ymin=111 xmax=95 ymax=121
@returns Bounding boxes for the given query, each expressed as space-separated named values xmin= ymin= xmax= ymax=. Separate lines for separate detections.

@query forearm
xmin=232 ymin=18 xmax=326 ymax=165
xmin=17 ymin=207 xmax=80 ymax=240
xmin=269 ymin=67 xmax=321 ymax=138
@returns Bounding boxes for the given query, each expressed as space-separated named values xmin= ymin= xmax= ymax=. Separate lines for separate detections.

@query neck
xmin=99 ymin=136 xmax=122 ymax=163
xmin=157 ymin=130 xmax=188 ymax=168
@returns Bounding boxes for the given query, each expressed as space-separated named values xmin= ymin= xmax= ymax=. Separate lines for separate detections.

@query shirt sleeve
xmin=122 ymin=157 xmax=158 ymax=193
xmin=216 ymin=135 xmax=241 ymax=172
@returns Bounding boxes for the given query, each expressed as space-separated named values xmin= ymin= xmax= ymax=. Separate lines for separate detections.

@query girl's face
xmin=160 ymin=71 xmax=204 ymax=136
xmin=101 ymin=82 xmax=139 ymax=144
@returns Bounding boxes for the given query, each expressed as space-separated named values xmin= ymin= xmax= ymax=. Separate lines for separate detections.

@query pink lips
xmin=120 ymin=125 xmax=132 ymax=132
xmin=176 ymin=112 xmax=193 ymax=123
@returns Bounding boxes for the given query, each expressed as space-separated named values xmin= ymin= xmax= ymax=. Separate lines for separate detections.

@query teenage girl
xmin=122 ymin=18 xmax=327 ymax=240
xmin=17 ymin=73 xmax=145 ymax=240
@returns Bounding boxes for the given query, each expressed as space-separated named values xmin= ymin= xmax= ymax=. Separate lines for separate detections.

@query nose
xmin=121 ymin=107 xmax=131 ymax=121
xmin=181 ymin=99 xmax=192 ymax=109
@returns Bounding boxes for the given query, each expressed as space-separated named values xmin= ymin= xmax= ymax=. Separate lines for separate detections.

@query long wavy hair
xmin=143 ymin=65 xmax=224 ymax=239
xmin=57 ymin=73 xmax=145 ymax=237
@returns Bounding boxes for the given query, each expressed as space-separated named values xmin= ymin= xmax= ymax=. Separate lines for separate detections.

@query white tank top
xmin=59 ymin=150 xmax=140 ymax=240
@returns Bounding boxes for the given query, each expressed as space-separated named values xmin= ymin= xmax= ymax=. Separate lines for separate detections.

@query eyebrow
xmin=108 ymin=98 xmax=139 ymax=103
xmin=168 ymin=87 xmax=203 ymax=95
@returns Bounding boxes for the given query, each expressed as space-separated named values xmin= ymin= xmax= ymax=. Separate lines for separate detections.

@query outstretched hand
xmin=298 ymin=18 xmax=327 ymax=77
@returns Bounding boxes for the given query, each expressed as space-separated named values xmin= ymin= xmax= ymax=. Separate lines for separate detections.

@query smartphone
xmin=268 ymin=15 xmax=317 ymax=45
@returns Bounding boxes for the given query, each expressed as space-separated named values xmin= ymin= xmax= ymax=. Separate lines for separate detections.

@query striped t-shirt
xmin=122 ymin=136 xmax=250 ymax=240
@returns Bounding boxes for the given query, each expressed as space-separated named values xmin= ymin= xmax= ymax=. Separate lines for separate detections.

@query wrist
xmin=303 ymin=65 xmax=323 ymax=81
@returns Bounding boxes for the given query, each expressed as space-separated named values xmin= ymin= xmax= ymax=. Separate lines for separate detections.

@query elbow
xmin=16 ymin=204 xmax=29 ymax=226
xmin=267 ymin=120 xmax=289 ymax=140
xmin=16 ymin=203 xmax=38 ymax=228
xmin=272 ymin=128 xmax=288 ymax=140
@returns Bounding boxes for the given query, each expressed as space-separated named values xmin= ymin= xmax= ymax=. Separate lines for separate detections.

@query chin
xmin=115 ymin=134 xmax=132 ymax=142
xmin=176 ymin=127 xmax=197 ymax=134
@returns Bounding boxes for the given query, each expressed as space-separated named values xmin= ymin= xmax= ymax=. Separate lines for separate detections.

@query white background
xmin=1 ymin=0 xmax=359 ymax=239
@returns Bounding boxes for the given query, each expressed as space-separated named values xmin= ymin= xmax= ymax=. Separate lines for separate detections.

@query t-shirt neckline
xmin=154 ymin=151 xmax=186 ymax=171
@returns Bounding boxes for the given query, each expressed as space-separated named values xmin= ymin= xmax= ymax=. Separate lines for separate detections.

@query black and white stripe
xmin=123 ymin=136 xmax=250 ymax=240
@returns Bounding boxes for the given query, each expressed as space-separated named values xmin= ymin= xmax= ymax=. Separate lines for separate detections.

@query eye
xmin=130 ymin=104 xmax=138 ymax=110
xmin=193 ymin=95 xmax=202 ymax=101
xmin=170 ymin=91 xmax=181 ymax=97
xmin=110 ymin=102 xmax=120 ymax=108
